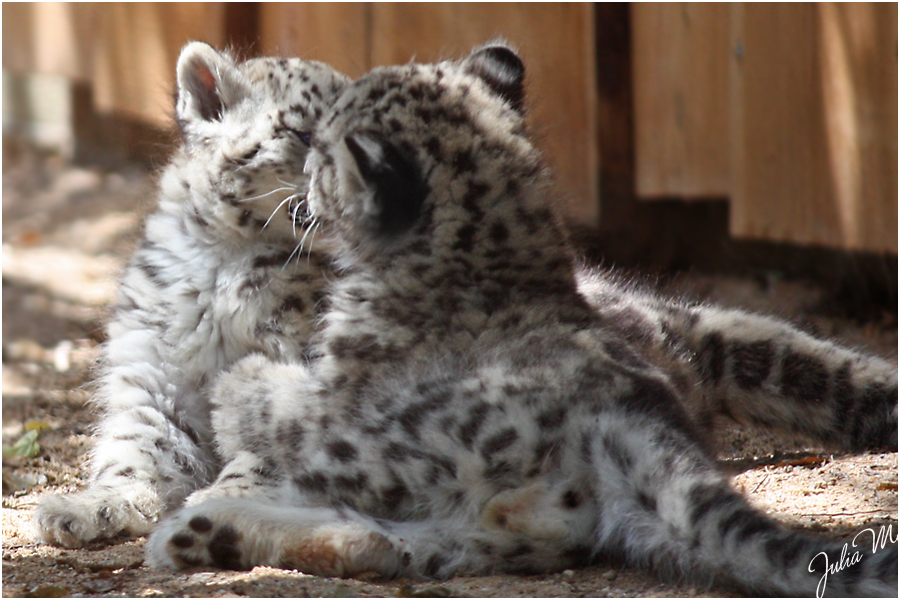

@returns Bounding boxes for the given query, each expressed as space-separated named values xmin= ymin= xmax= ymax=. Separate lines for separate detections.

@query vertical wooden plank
xmin=2 ymin=3 xmax=246 ymax=126
xmin=595 ymin=3 xmax=635 ymax=206
xmin=3 ymin=3 xmax=229 ymax=162
xmin=2 ymin=3 xmax=101 ymax=80
xmin=833 ymin=3 xmax=897 ymax=254
xmin=3 ymin=3 xmax=229 ymax=107
xmin=259 ymin=3 xmax=369 ymax=78
xmin=731 ymin=4 xmax=832 ymax=247
xmin=369 ymin=3 xmax=598 ymax=226
xmin=632 ymin=3 xmax=731 ymax=198
xmin=732 ymin=3 xmax=897 ymax=253
xmin=223 ymin=4 xmax=262 ymax=57
xmin=1 ymin=3 xmax=35 ymax=74
xmin=90 ymin=3 xmax=227 ymax=128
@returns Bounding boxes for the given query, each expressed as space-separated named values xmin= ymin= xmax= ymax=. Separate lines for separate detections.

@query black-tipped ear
xmin=176 ymin=41 xmax=249 ymax=126
xmin=344 ymin=132 xmax=429 ymax=237
xmin=464 ymin=44 xmax=526 ymax=113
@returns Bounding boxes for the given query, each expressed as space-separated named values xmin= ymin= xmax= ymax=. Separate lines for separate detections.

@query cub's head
xmin=306 ymin=43 xmax=567 ymax=270
xmin=170 ymin=42 xmax=349 ymax=243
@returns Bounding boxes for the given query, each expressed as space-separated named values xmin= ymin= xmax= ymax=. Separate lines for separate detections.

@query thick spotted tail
xmin=587 ymin=413 xmax=898 ymax=597
xmin=669 ymin=304 xmax=897 ymax=451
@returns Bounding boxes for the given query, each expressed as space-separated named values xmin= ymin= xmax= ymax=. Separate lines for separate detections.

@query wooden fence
xmin=3 ymin=3 xmax=896 ymax=253
xmin=633 ymin=3 xmax=897 ymax=253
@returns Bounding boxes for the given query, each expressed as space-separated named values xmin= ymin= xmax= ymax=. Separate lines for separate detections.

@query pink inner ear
xmin=197 ymin=64 xmax=218 ymax=95
xmin=183 ymin=57 xmax=225 ymax=122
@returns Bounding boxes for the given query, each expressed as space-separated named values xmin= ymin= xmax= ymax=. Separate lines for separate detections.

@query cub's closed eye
xmin=286 ymin=128 xmax=312 ymax=146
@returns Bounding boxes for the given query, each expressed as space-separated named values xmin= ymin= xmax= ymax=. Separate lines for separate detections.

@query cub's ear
xmin=175 ymin=41 xmax=249 ymax=128
xmin=342 ymin=132 xmax=429 ymax=237
xmin=464 ymin=43 xmax=526 ymax=114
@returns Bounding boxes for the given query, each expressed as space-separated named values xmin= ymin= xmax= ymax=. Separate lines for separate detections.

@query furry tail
xmin=586 ymin=412 xmax=898 ymax=596
xmin=665 ymin=302 xmax=897 ymax=452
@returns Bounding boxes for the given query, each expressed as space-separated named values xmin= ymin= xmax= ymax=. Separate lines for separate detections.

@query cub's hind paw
xmin=146 ymin=509 xmax=249 ymax=571
xmin=147 ymin=499 xmax=414 ymax=578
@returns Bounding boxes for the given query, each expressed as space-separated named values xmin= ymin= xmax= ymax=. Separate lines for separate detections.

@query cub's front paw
xmin=34 ymin=486 xmax=159 ymax=547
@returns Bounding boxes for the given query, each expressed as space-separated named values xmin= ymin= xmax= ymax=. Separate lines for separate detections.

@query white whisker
xmin=280 ymin=216 xmax=317 ymax=270
xmin=263 ymin=193 xmax=301 ymax=230
xmin=297 ymin=216 xmax=318 ymax=252
xmin=283 ymin=241 xmax=304 ymax=269
xmin=275 ymin=175 xmax=297 ymax=188
xmin=306 ymin=221 xmax=321 ymax=265
xmin=238 ymin=186 xmax=295 ymax=204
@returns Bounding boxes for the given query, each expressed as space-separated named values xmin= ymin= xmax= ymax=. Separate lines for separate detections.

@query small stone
xmin=561 ymin=569 xmax=575 ymax=580
xmin=53 ymin=340 xmax=74 ymax=372
xmin=24 ymin=585 xmax=68 ymax=597
xmin=603 ymin=568 xmax=617 ymax=581
xmin=105 ymin=173 xmax=128 ymax=191
xmin=81 ymin=578 xmax=118 ymax=594
xmin=52 ymin=168 xmax=102 ymax=196
xmin=320 ymin=583 xmax=357 ymax=597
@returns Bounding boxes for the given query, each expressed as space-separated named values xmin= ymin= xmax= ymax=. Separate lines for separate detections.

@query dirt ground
xmin=2 ymin=141 xmax=897 ymax=598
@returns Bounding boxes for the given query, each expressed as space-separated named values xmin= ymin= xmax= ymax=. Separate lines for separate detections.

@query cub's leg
xmin=34 ymin=260 xmax=322 ymax=547
xmin=208 ymin=353 xmax=324 ymax=465
xmin=34 ymin=365 xmax=217 ymax=547
xmin=184 ymin=451 xmax=283 ymax=507
xmin=145 ymin=497 xmax=412 ymax=578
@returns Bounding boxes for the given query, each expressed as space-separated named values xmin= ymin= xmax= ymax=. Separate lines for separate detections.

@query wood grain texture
xmin=370 ymin=3 xmax=598 ymax=225
xmin=259 ymin=3 xmax=369 ymax=78
xmin=632 ymin=3 xmax=731 ymax=199
xmin=731 ymin=3 xmax=897 ymax=253
xmin=93 ymin=4 xmax=228 ymax=127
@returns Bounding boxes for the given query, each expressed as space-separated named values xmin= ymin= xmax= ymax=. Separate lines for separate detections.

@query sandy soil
xmin=3 ymin=142 xmax=897 ymax=597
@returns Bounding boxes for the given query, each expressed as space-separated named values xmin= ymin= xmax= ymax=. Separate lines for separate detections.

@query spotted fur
xmin=34 ymin=42 xmax=349 ymax=547
xmin=145 ymin=44 xmax=896 ymax=596
xmin=576 ymin=269 xmax=898 ymax=453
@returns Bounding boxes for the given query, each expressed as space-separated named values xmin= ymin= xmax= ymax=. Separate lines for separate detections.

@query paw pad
xmin=208 ymin=525 xmax=243 ymax=570
xmin=171 ymin=533 xmax=194 ymax=548
xmin=163 ymin=517 xmax=246 ymax=571
xmin=189 ymin=516 xmax=213 ymax=533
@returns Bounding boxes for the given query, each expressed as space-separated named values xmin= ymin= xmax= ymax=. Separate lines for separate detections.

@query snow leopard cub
xmin=35 ymin=42 xmax=349 ymax=547
xmin=147 ymin=44 xmax=896 ymax=595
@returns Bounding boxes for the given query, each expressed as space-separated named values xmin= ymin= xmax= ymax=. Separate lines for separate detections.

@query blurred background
xmin=3 ymin=3 xmax=897 ymax=255
xmin=2 ymin=2 xmax=898 ymax=323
